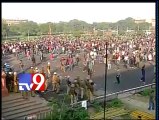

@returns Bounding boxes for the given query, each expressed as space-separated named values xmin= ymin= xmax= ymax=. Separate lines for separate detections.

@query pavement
xmin=2 ymin=52 xmax=155 ymax=101
xmin=120 ymin=93 xmax=155 ymax=115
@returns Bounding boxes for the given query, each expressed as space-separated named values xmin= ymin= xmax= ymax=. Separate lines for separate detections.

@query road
xmin=2 ymin=52 xmax=155 ymax=101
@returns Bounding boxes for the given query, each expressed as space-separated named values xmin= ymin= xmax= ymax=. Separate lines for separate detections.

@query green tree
xmin=46 ymin=96 xmax=89 ymax=120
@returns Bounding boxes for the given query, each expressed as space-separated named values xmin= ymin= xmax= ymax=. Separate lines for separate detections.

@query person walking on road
xmin=52 ymin=72 xmax=60 ymax=93
xmin=31 ymin=54 xmax=36 ymax=67
xmin=19 ymin=60 xmax=24 ymax=73
xmin=115 ymin=69 xmax=121 ymax=84
xmin=148 ymin=90 xmax=155 ymax=110
xmin=140 ymin=65 xmax=146 ymax=84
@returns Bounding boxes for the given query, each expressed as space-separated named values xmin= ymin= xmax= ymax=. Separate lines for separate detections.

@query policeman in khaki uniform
xmin=74 ymin=76 xmax=86 ymax=100
xmin=74 ymin=79 xmax=79 ymax=100
xmin=86 ymin=79 xmax=94 ymax=103
xmin=40 ymin=66 xmax=48 ymax=93
xmin=65 ymin=76 xmax=71 ymax=95
xmin=84 ymin=77 xmax=90 ymax=99
xmin=69 ymin=83 xmax=77 ymax=104
xmin=80 ymin=79 xmax=87 ymax=99
xmin=29 ymin=67 xmax=35 ymax=97
xmin=47 ymin=62 xmax=51 ymax=78
xmin=13 ymin=72 xmax=19 ymax=93
xmin=40 ymin=66 xmax=45 ymax=74
xmin=52 ymin=72 xmax=60 ymax=93
xmin=8 ymin=72 xmax=14 ymax=92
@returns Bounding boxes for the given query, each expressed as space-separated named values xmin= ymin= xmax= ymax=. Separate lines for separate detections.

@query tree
xmin=2 ymin=17 xmax=153 ymax=38
xmin=45 ymin=96 xmax=89 ymax=120
xmin=2 ymin=23 xmax=9 ymax=38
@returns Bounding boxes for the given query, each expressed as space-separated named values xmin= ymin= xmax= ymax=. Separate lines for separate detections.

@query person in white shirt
xmin=148 ymin=54 xmax=152 ymax=61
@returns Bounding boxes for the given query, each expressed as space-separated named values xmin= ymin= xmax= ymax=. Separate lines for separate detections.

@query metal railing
xmin=71 ymin=83 xmax=156 ymax=106
xmin=23 ymin=83 xmax=155 ymax=119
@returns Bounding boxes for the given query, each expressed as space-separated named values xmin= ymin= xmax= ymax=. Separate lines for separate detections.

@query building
xmin=2 ymin=19 xmax=28 ymax=26
xmin=134 ymin=19 xmax=146 ymax=24
xmin=151 ymin=19 xmax=155 ymax=27
xmin=146 ymin=18 xmax=155 ymax=27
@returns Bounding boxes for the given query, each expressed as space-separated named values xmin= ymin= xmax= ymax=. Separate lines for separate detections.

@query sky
xmin=2 ymin=3 xmax=155 ymax=24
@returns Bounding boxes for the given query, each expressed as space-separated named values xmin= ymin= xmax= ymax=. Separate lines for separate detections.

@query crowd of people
xmin=2 ymin=33 xmax=156 ymax=104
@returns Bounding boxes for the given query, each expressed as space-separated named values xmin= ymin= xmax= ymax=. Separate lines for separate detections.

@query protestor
xmin=140 ymin=65 xmax=146 ymax=84
xmin=19 ymin=60 xmax=24 ymax=73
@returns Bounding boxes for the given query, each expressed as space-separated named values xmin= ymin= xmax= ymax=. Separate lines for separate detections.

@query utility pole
xmin=104 ymin=42 xmax=108 ymax=120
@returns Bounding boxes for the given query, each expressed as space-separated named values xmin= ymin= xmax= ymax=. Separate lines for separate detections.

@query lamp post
xmin=104 ymin=42 xmax=108 ymax=120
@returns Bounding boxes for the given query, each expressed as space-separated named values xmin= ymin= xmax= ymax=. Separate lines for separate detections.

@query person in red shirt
xmin=50 ymin=53 xmax=54 ymax=60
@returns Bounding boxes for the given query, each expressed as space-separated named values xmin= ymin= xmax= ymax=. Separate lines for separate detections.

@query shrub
xmin=107 ymin=98 xmax=123 ymax=108
xmin=91 ymin=100 xmax=103 ymax=112
xmin=139 ymin=88 xmax=155 ymax=96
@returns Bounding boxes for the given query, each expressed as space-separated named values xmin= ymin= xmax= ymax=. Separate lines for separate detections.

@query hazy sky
xmin=2 ymin=3 xmax=155 ymax=23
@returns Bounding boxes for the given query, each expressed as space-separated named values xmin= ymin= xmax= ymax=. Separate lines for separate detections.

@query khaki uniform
xmin=66 ymin=77 xmax=71 ymax=95
xmin=80 ymin=80 xmax=87 ymax=99
xmin=8 ymin=73 xmax=13 ymax=92
xmin=47 ymin=65 xmax=51 ymax=78
xmin=13 ymin=72 xmax=18 ymax=93
xmin=40 ymin=67 xmax=45 ymax=74
xmin=52 ymin=74 xmax=60 ymax=93
xmin=61 ymin=65 xmax=66 ymax=72
xmin=86 ymin=80 xmax=94 ymax=102
xmin=85 ymin=79 xmax=90 ymax=99
xmin=41 ymin=67 xmax=47 ymax=92
xmin=69 ymin=84 xmax=77 ymax=104
xmin=29 ymin=68 xmax=35 ymax=97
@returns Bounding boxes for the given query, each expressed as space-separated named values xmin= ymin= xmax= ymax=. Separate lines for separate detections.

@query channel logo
xmin=18 ymin=73 xmax=45 ymax=91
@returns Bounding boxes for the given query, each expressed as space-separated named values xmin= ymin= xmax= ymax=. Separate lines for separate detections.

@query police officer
xmin=29 ymin=67 xmax=36 ymax=97
xmin=13 ymin=72 xmax=19 ymax=93
xmin=69 ymin=83 xmax=77 ymax=104
xmin=40 ymin=66 xmax=45 ymax=74
xmin=85 ymin=77 xmax=90 ymax=99
xmin=80 ymin=79 xmax=87 ymax=99
xmin=52 ymin=72 xmax=60 ymax=93
xmin=87 ymin=79 xmax=94 ymax=103
xmin=47 ymin=62 xmax=51 ymax=78
xmin=8 ymin=72 xmax=14 ymax=92
xmin=65 ymin=76 xmax=71 ymax=95
xmin=74 ymin=79 xmax=80 ymax=100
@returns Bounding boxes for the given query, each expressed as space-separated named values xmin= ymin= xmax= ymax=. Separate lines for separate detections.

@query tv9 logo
xmin=18 ymin=73 xmax=45 ymax=91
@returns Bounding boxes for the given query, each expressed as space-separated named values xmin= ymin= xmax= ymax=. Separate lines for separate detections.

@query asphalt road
xmin=2 ymin=52 xmax=155 ymax=101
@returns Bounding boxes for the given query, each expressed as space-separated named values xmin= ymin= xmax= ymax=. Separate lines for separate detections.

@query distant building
xmin=134 ymin=19 xmax=146 ymax=24
xmin=151 ymin=19 xmax=155 ymax=27
xmin=2 ymin=19 xmax=28 ymax=26
xmin=146 ymin=18 xmax=155 ymax=28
